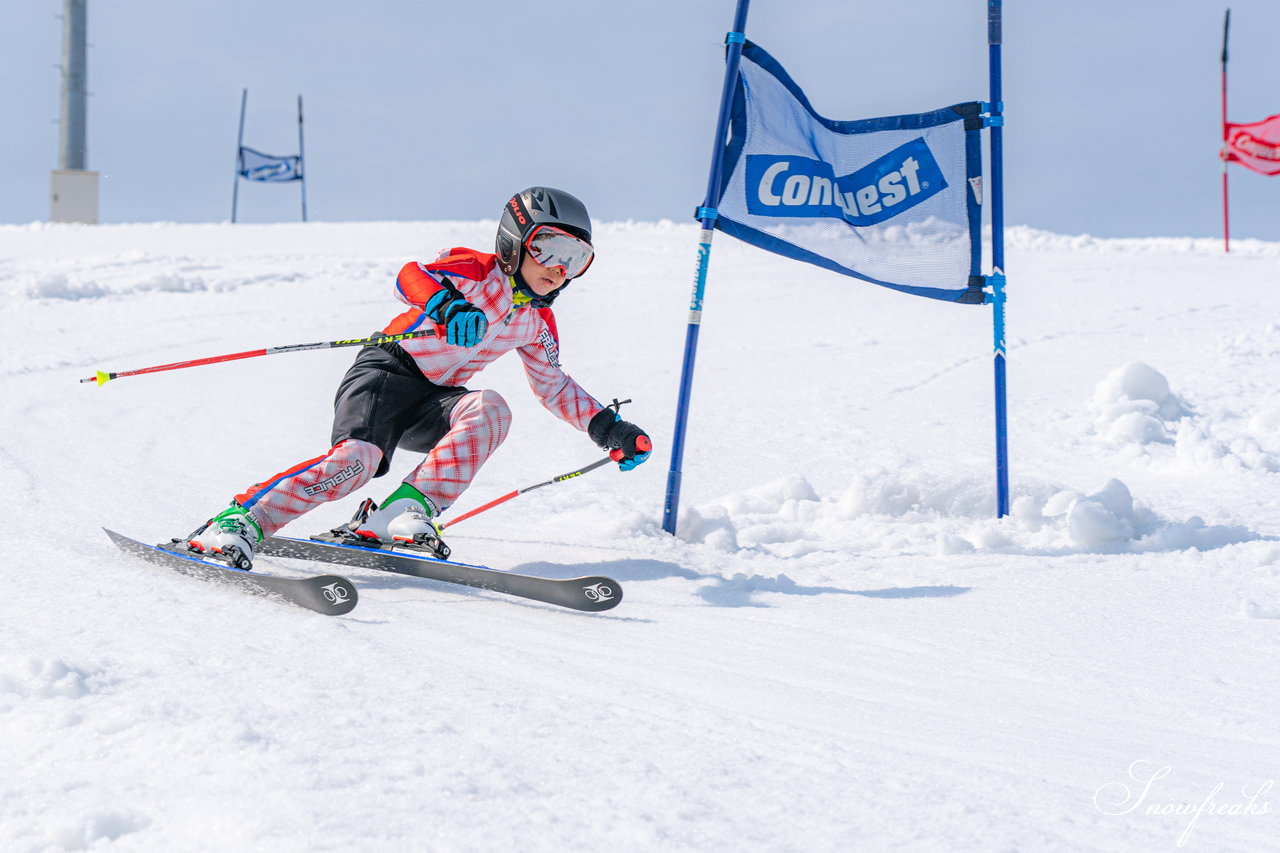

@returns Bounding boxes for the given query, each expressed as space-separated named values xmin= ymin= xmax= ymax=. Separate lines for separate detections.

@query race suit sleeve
xmin=394 ymin=261 xmax=449 ymax=308
xmin=382 ymin=262 xmax=446 ymax=334
xmin=517 ymin=324 xmax=604 ymax=432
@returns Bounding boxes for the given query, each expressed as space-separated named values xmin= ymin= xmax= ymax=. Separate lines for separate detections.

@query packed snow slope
xmin=2 ymin=221 xmax=1279 ymax=852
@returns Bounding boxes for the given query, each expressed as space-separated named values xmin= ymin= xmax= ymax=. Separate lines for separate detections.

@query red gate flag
xmin=1224 ymin=113 xmax=1280 ymax=175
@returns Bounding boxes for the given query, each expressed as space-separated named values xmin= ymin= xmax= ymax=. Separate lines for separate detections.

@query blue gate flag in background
xmin=238 ymin=147 xmax=303 ymax=182
xmin=231 ymin=89 xmax=308 ymax=223
xmin=715 ymin=42 xmax=985 ymax=303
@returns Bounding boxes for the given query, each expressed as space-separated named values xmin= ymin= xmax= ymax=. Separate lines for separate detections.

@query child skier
xmin=184 ymin=187 xmax=651 ymax=569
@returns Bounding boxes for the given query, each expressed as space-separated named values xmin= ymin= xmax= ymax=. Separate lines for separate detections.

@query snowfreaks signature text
xmin=1094 ymin=760 xmax=1273 ymax=847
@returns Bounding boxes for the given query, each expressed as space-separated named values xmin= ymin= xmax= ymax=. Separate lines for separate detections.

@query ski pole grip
xmin=609 ymin=435 xmax=652 ymax=462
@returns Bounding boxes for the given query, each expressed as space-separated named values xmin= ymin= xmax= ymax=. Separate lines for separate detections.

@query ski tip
xmin=313 ymin=576 xmax=360 ymax=614
xmin=576 ymin=577 xmax=623 ymax=611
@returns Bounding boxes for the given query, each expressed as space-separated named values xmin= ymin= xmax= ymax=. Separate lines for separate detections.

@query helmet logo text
xmin=507 ymin=197 xmax=528 ymax=227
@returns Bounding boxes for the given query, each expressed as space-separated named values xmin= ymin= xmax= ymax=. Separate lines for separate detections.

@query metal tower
xmin=51 ymin=0 xmax=99 ymax=223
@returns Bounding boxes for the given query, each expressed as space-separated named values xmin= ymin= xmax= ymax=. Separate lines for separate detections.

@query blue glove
xmin=618 ymin=446 xmax=651 ymax=471
xmin=424 ymin=277 xmax=488 ymax=347
xmin=588 ymin=409 xmax=652 ymax=471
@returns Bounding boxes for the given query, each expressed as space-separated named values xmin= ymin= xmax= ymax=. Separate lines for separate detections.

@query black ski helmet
xmin=496 ymin=187 xmax=593 ymax=277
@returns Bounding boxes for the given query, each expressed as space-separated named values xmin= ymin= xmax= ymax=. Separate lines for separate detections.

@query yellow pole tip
xmin=96 ymin=371 xmax=112 ymax=386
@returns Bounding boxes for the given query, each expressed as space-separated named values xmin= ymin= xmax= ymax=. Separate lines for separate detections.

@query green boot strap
xmin=380 ymin=482 xmax=437 ymax=517
xmin=214 ymin=503 xmax=264 ymax=543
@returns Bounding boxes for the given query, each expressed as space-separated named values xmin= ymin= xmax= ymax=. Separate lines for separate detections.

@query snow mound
xmin=1019 ymin=479 xmax=1255 ymax=552
xmin=1090 ymin=360 xmax=1280 ymax=473
xmin=1003 ymin=225 xmax=1280 ymax=256
xmin=677 ymin=477 xmax=821 ymax=554
xmin=47 ymin=812 xmax=151 ymax=851
xmin=0 ymin=656 xmax=107 ymax=701
xmin=26 ymin=272 xmax=209 ymax=300
xmin=1091 ymin=361 xmax=1188 ymax=445
xmin=675 ymin=472 xmax=1258 ymax=557
xmin=26 ymin=274 xmax=111 ymax=301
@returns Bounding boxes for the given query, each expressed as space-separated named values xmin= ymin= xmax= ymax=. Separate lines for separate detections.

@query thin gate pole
xmin=298 ymin=95 xmax=308 ymax=223
xmin=1221 ymin=9 xmax=1231 ymax=253
xmin=662 ymin=0 xmax=752 ymax=536
xmin=989 ymin=0 xmax=1010 ymax=517
xmin=232 ymin=88 xmax=247 ymax=223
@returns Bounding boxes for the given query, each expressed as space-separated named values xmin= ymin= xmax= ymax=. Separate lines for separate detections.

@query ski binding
xmin=104 ymin=528 xmax=358 ymax=616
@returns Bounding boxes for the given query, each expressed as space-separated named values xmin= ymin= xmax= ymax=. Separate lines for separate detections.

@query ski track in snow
xmin=1 ymin=221 xmax=1279 ymax=851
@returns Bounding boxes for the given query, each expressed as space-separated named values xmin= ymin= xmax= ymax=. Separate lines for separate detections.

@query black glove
xmin=424 ymin=276 xmax=488 ymax=347
xmin=589 ymin=408 xmax=652 ymax=471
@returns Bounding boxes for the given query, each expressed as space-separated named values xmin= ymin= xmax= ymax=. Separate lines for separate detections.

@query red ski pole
xmin=442 ymin=400 xmax=651 ymax=530
xmin=80 ymin=327 xmax=441 ymax=386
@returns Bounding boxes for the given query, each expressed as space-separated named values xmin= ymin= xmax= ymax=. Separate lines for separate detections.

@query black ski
xmin=104 ymin=528 xmax=358 ymax=616
xmin=257 ymin=535 xmax=622 ymax=612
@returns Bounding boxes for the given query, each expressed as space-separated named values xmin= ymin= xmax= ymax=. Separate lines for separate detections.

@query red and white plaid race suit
xmin=232 ymin=248 xmax=605 ymax=537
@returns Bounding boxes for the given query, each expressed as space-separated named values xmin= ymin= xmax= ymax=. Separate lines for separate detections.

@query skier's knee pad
xmin=454 ymin=390 xmax=512 ymax=445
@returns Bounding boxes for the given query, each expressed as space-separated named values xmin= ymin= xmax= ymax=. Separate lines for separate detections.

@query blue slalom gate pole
xmin=297 ymin=95 xmax=308 ymax=223
xmin=231 ymin=88 xmax=247 ymax=224
xmin=662 ymin=0 xmax=752 ymax=536
xmin=988 ymin=0 xmax=1010 ymax=516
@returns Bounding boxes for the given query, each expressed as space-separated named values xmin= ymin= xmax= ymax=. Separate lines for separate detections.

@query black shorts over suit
xmin=329 ymin=338 xmax=469 ymax=478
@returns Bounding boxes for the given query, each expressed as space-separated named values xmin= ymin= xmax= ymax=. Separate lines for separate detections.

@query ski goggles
xmin=524 ymin=225 xmax=594 ymax=278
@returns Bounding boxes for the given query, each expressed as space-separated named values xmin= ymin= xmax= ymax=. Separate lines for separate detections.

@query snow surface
xmin=2 ymin=221 xmax=1279 ymax=852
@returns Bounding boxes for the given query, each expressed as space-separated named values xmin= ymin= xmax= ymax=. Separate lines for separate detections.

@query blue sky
xmin=3 ymin=1 xmax=1278 ymax=240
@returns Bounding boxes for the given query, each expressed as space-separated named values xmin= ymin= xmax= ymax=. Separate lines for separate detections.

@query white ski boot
xmin=346 ymin=483 xmax=450 ymax=559
xmin=187 ymin=503 xmax=263 ymax=570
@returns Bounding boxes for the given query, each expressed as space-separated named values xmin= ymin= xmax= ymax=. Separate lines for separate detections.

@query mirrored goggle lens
xmin=525 ymin=226 xmax=594 ymax=278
